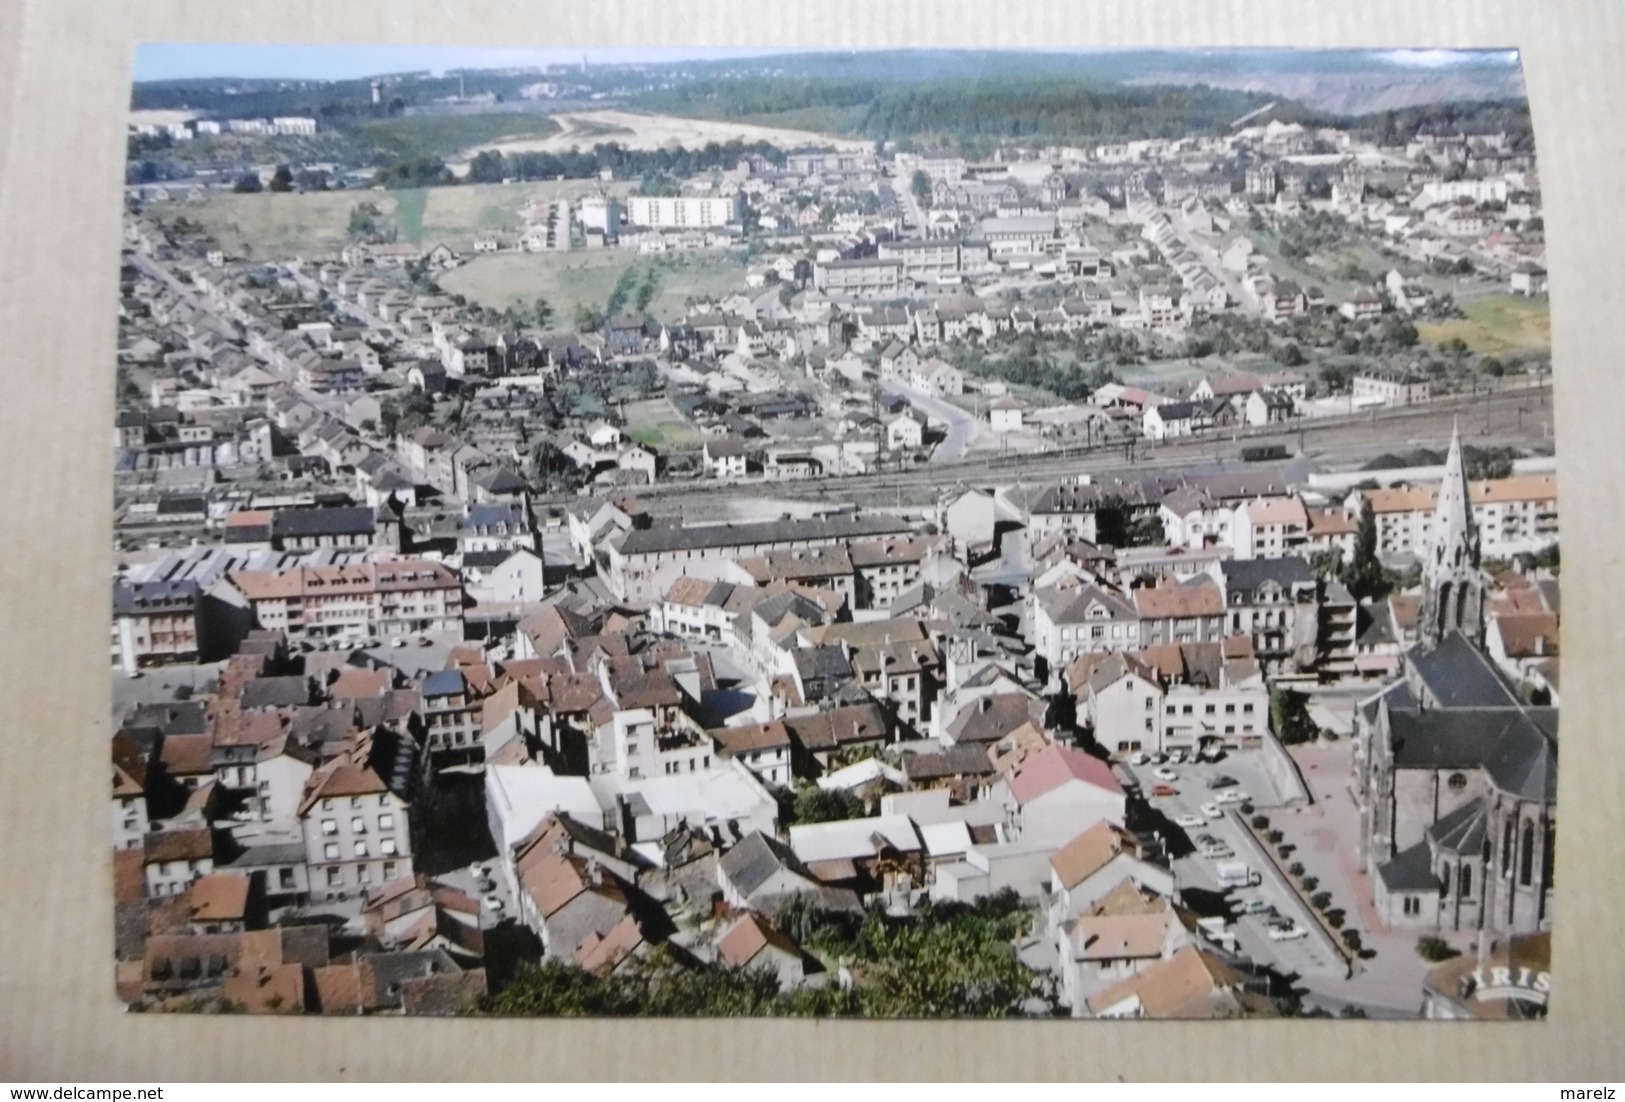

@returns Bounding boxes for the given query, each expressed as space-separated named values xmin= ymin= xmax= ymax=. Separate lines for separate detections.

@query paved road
xmin=878 ymin=378 xmax=978 ymax=461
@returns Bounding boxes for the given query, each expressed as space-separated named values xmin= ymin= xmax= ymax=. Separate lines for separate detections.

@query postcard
xmin=111 ymin=44 xmax=1553 ymax=1020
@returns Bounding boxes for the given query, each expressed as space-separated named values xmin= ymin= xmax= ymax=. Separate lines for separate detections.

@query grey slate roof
xmin=1388 ymin=707 xmax=1557 ymax=802
xmin=272 ymin=506 xmax=375 ymax=539
xmin=1427 ymin=798 xmax=1488 ymax=856
xmin=1377 ymin=841 xmax=1439 ymax=893
xmin=618 ymin=514 xmax=910 ymax=557
xmin=1408 ymin=633 xmax=1520 ymax=709
xmin=1217 ymin=556 xmax=1315 ymax=594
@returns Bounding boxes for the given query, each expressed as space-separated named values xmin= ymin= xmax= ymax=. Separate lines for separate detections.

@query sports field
xmin=1417 ymin=293 xmax=1551 ymax=356
xmin=621 ymin=398 xmax=701 ymax=449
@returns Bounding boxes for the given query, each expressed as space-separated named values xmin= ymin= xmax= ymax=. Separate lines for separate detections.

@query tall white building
xmin=626 ymin=193 xmax=744 ymax=229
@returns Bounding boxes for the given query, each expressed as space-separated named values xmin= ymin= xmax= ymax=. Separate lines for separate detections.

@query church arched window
xmin=1519 ymin=821 xmax=1536 ymax=886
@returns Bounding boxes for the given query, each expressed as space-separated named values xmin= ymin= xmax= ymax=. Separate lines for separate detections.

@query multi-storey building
xmin=224 ymin=559 xmax=464 ymax=644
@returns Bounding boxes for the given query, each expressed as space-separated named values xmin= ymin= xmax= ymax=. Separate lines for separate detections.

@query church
xmin=1351 ymin=426 xmax=1557 ymax=935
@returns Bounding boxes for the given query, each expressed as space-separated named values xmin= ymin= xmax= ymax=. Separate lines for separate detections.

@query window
xmin=1439 ymin=866 xmax=1450 ymax=899
xmin=1460 ymin=864 xmax=1472 ymax=898
xmin=1243 ymin=704 xmax=1255 ymax=714
xmin=379 ymin=814 xmax=394 ymax=832
xmin=1205 ymin=704 xmax=1216 ymax=715
xmin=323 ymin=843 xmax=339 ymax=861
xmin=326 ymin=867 xmax=342 ymax=887
xmin=351 ymin=797 xmax=362 ymax=810
xmin=1519 ymin=822 xmax=1535 ymax=886
xmin=351 ymin=817 xmax=367 ymax=834
xmin=357 ymin=864 xmax=372 ymax=885
xmin=1182 ymin=705 xmax=1193 ymax=715
xmin=1225 ymin=704 xmax=1235 ymax=714
xmin=383 ymin=861 xmax=398 ymax=881
xmin=279 ymin=868 xmax=296 ymax=890
xmin=354 ymin=840 xmax=369 ymax=858
xmin=1447 ymin=772 xmax=1467 ymax=792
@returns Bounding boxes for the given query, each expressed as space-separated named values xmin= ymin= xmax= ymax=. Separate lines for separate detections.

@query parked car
xmin=1206 ymin=775 xmax=1240 ymax=790
xmin=1200 ymin=844 xmax=1236 ymax=860
xmin=1217 ymin=789 xmax=1250 ymax=805
xmin=1129 ymin=751 xmax=1149 ymax=766
xmin=1168 ymin=750 xmax=1186 ymax=764
xmin=1151 ymin=784 xmax=1178 ymax=798
xmin=1201 ymin=802 xmax=1223 ymax=819
xmin=1238 ymin=897 xmax=1274 ymax=915
xmin=1152 ymin=767 xmax=1178 ymax=782
xmin=1174 ymin=813 xmax=1206 ymax=829
xmin=1268 ymin=922 xmax=1309 ymax=942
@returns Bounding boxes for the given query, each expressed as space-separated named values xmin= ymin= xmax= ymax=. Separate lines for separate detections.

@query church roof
xmin=1408 ymin=633 xmax=1519 ymax=709
xmin=1427 ymin=797 xmax=1488 ymax=856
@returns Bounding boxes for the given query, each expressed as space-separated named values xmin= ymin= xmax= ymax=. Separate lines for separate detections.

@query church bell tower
xmin=1421 ymin=422 xmax=1484 ymax=648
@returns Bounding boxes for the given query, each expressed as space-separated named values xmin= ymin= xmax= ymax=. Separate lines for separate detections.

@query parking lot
xmin=1124 ymin=750 xmax=1347 ymax=981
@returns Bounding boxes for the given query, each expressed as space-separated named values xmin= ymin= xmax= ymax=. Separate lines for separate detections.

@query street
xmin=878 ymin=377 xmax=980 ymax=461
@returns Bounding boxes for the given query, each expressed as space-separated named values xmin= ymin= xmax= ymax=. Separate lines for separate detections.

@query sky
xmin=132 ymin=43 xmax=1520 ymax=84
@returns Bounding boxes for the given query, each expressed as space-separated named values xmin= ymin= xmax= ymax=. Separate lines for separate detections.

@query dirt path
xmin=452 ymin=109 xmax=873 ymax=162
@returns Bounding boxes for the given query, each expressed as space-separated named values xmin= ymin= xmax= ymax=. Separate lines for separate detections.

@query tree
xmin=1342 ymin=500 xmax=1387 ymax=601
xmin=232 ymin=172 xmax=264 ymax=194
xmin=572 ymin=302 xmax=606 ymax=333
xmin=295 ymin=168 xmax=330 ymax=191
xmin=910 ymin=169 xmax=932 ymax=207
xmin=791 ymin=786 xmax=864 ymax=825
xmin=467 ymin=150 xmax=507 ymax=184
xmin=267 ymin=165 xmax=294 ymax=193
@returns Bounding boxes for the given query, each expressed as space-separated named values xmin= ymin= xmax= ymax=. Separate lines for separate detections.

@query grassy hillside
xmin=1417 ymin=294 xmax=1551 ymax=356
xmin=439 ymin=250 xmax=748 ymax=322
xmin=146 ymin=178 xmax=634 ymax=259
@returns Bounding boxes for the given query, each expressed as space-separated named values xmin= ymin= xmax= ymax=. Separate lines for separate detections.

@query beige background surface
xmin=0 ymin=0 xmax=1620 ymax=1081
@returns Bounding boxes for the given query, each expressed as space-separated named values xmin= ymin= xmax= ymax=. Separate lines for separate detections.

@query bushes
xmin=1310 ymin=891 xmax=1333 ymax=911
xmin=1341 ymin=929 xmax=1363 ymax=952
xmin=1288 ymin=862 xmax=1305 ymax=878
xmin=1326 ymin=910 xmax=1346 ymax=930
xmin=1251 ymin=814 xmax=1270 ymax=830
xmin=1300 ymin=876 xmax=1320 ymax=893
xmin=1417 ymin=936 xmax=1459 ymax=963
xmin=1265 ymin=830 xmax=1284 ymax=845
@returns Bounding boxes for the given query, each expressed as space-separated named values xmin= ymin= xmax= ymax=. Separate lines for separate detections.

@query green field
xmin=1417 ymin=294 xmax=1551 ymax=357
xmin=148 ymin=179 xmax=634 ymax=260
xmin=440 ymin=249 xmax=750 ymax=321
xmin=148 ymin=190 xmax=388 ymax=259
xmin=622 ymin=398 xmax=701 ymax=449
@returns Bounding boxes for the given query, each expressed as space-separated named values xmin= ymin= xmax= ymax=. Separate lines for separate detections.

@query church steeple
xmin=1421 ymin=421 xmax=1484 ymax=648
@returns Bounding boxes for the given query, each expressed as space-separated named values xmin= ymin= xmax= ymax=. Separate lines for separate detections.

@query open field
xmin=622 ymin=398 xmax=702 ymax=450
xmin=452 ymin=109 xmax=872 ymax=162
xmin=1417 ymin=293 xmax=1551 ymax=356
xmin=414 ymin=180 xmax=633 ymax=248
xmin=147 ymin=179 xmax=636 ymax=260
xmin=147 ymin=190 xmax=387 ymax=259
xmin=439 ymin=249 xmax=750 ymax=320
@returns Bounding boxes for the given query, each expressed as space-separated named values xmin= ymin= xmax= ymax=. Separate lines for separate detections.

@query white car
xmin=1168 ymin=750 xmax=1186 ymax=764
xmin=1217 ymin=789 xmax=1250 ymax=805
xmin=1129 ymin=751 xmax=1149 ymax=766
xmin=1174 ymin=813 xmax=1206 ymax=829
xmin=1152 ymin=767 xmax=1178 ymax=782
xmin=1201 ymin=802 xmax=1224 ymax=819
xmin=1267 ymin=923 xmax=1309 ymax=942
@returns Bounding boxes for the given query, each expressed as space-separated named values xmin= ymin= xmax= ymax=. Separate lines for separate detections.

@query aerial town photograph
xmin=110 ymin=43 xmax=1556 ymax=1021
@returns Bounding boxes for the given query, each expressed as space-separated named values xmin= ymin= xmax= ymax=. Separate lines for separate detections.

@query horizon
xmin=132 ymin=43 xmax=1521 ymax=84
